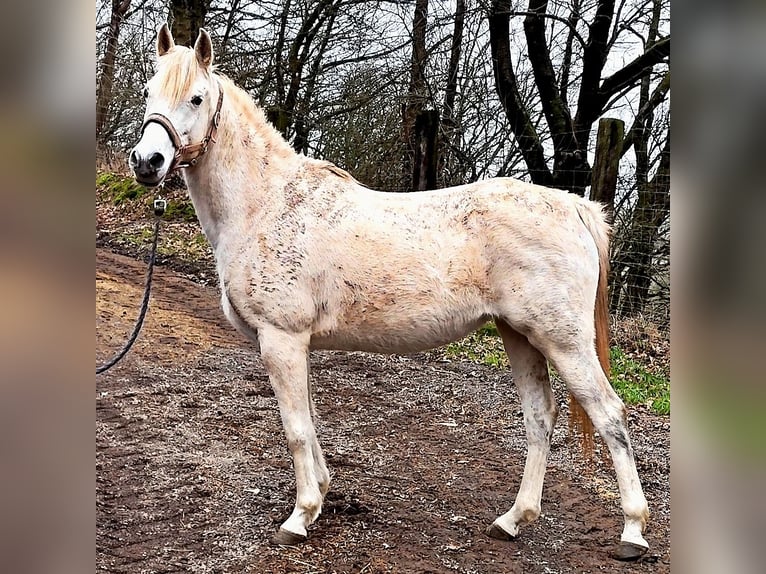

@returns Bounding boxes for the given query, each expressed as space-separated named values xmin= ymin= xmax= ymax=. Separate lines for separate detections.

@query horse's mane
xmin=317 ymin=162 xmax=360 ymax=184
xmin=215 ymin=75 xmax=272 ymax=133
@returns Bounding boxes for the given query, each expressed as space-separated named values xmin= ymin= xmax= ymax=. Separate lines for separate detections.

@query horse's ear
xmin=157 ymin=23 xmax=174 ymax=56
xmin=194 ymin=28 xmax=214 ymax=68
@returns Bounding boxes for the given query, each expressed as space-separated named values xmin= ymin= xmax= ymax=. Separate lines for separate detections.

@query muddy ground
xmin=96 ymin=248 xmax=670 ymax=573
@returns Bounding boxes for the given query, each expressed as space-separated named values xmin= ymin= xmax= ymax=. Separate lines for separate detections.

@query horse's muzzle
xmin=130 ymin=149 xmax=166 ymax=187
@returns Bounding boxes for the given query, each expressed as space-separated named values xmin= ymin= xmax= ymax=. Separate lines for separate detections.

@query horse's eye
xmin=143 ymin=88 xmax=148 ymax=99
xmin=191 ymin=95 xmax=203 ymax=106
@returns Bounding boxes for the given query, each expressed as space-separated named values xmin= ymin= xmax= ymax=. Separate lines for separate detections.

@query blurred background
xmin=0 ymin=2 xmax=93 ymax=574
xmin=674 ymin=1 xmax=766 ymax=573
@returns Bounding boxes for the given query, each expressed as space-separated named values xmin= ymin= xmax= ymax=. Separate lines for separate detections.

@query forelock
xmin=155 ymin=47 xmax=205 ymax=105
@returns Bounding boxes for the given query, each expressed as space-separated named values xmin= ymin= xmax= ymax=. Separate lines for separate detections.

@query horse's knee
xmin=287 ymin=433 xmax=310 ymax=454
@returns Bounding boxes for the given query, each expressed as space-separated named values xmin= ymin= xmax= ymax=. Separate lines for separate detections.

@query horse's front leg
xmin=258 ymin=326 xmax=325 ymax=545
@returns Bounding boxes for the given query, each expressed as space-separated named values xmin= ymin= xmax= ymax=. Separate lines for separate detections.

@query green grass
xmin=610 ymin=346 xmax=670 ymax=415
xmin=444 ymin=324 xmax=670 ymax=415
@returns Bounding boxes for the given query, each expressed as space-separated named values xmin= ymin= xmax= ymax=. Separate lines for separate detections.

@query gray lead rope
xmin=97 ymin=199 xmax=166 ymax=374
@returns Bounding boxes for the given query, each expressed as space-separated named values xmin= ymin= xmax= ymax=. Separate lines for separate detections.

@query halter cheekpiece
xmin=140 ymin=80 xmax=224 ymax=173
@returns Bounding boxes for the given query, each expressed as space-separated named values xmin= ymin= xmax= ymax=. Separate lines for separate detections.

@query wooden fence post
xmin=412 ymin=109 xmax=439 ymax=191
xmin=590 ymin=118 xmax=624 ymax=214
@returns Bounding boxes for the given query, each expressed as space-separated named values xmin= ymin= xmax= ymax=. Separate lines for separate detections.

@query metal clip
xmin=153 ymin=199 xmax=167 ymax=216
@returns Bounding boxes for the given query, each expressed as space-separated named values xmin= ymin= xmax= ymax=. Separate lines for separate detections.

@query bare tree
xmin=264 ymin=1 xmax=339 ymax=140
xmin=488 ymin=0 xmax=670 ymax=195
xmin=96 ymin=0 xmax=132 ymax=142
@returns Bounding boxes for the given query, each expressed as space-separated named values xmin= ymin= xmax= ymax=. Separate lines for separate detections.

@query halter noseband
xmin=140 ymin=80 xmax=224 ymax=173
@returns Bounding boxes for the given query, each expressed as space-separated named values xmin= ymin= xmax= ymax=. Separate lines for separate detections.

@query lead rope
xmin=97 ymin=198 xmax=166 ymax=374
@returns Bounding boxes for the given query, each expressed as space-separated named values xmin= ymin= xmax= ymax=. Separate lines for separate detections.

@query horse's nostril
xmin=148 ymin=152 xmax=165 ymax=169
xmin=129 ymin=149 xmax=139 ymax=166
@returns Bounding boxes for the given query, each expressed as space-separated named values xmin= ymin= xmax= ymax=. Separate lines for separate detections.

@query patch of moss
xmin=97 ymin=172 xmax=147 ymax=205
xmin=163 ymin=199 xmax=198 ymax=223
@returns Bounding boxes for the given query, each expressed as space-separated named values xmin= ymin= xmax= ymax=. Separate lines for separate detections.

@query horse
xmin=129 ymin=24 xmax=650 ymax=561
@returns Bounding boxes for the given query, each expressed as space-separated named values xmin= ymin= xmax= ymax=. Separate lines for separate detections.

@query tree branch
xmin=559 ymin=0 xmax=582 ymax=105
xmin=599 ymin=36 xmax=670 ymax=102
xmin=501 ymin=9 xmax=586 ymax=48
xmin=321 ymin=40 xmax=411 ymax=71
xmin=573 ymin=0 xmax=616 ymax=144
xmin=622 ymin=70 xmax=670 ymax=157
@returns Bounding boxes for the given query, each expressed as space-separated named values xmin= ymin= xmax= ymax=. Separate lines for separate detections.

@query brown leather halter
xmin=140 ymin=80 xmax=224 ymax=173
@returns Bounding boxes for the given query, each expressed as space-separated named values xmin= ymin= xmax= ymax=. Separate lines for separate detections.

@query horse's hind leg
xmin=487 ymin=320 xmax=558 ymax=540
xmin=258 ymin=327 xmax=325 ymax=545
xmin=544 ymin=339 xmax=650 ymax=558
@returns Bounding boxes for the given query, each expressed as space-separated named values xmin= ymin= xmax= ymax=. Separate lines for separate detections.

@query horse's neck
xmin=183 ymin=87 xmax=300 ymax=251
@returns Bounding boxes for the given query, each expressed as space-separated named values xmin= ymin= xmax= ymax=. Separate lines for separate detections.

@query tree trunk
xmin=439 ymin=0 xmax=465 ymax=187
xmin=293 ymin=3 xmax=339 ymax=153
xmin=268 ymin=0 xmax=335 ymax=143
xmin=613 ymin=0 xmax=669 ymax=316
xmin=523 ymin=0 xmax=593 ymax=195
xmin=441 ymin=0 xmax=465 ymax=130
xmin=573 ymin=0 xmax=616 ymax=150
xmin=96 ymin=0 xmax=131 ymax=142
xmin=590 ymin=118 xmax=624 ymax=214
xmin=412 ymin=110 xmax=439 ymax=191
xmin=559 ymin=0 xmax=581 ymax=106
xmin=401 ymin=0 xmax=430 ymax=190
xmin=488 ymin=0 xmax=553 ymax=187
xmin=219 ymin=0 xmax=242 ymax=59
xmin=169 ymin=0 xmax=211 ymax=47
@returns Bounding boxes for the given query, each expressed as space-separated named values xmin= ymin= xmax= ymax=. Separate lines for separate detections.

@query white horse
xmin=130 ymin=25 xmax=650 ymax=560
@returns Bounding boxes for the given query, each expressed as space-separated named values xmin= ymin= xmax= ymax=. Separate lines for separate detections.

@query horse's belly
xmin=309 ymin=313 xmax=490 ymax=354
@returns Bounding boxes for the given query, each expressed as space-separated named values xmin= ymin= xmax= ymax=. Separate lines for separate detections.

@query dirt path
xmin=97 ymin=248 xmax=670 ymax=573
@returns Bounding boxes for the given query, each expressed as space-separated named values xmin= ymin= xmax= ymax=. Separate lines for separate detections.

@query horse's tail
xmin=571 ymin=200 xmax=612 ymax=458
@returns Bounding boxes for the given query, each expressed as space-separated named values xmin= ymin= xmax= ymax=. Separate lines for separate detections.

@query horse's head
xmin=130 ymin=24 xmax=221 ymax=187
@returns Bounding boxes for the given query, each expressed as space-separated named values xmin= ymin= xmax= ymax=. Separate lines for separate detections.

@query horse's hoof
xmin=611 ymin=541 xmax=649 ymax=561
xmin=485 ymin=523 xmax=515 ymax=541
xmin=271 ymin=528 xmax=307 ymax=546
